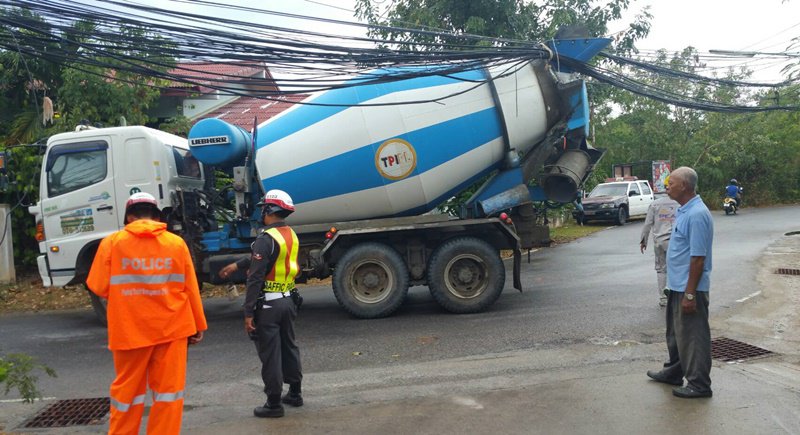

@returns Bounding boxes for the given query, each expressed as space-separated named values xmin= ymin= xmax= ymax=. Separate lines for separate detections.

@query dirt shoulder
xmin=0 ymin=275 xmax=92 ymax=314
xmin=0 ymin=274 xmax=331 ymax=314
xmin=0 ymin=274 xmax=224 ymax=314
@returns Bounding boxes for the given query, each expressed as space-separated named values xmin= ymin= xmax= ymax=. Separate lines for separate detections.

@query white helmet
xmin=124 ymin=192 xmax=160 ymax=221
xmin=257 ymin=189 xmax=295 ymax=217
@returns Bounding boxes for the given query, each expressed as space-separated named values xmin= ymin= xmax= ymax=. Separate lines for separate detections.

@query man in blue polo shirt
xmin=646 ymin=166 xmax=714 ymax=398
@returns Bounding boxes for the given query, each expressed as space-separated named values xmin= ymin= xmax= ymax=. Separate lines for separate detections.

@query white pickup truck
xmin=574 ymin=178 xmax=655 ymax=225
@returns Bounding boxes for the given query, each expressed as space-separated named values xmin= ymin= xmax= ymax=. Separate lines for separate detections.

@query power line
xmin=1 ymin=0 xmax=798 ymax=113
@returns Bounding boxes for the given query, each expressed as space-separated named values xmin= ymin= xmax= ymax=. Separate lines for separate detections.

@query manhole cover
xmin=776 ymin=268 xmax=800 ymax=276
xmin=24 ymin=397 xmax=109 ymax=428
xmin=711 ymin=337 xmax=773 ymax=362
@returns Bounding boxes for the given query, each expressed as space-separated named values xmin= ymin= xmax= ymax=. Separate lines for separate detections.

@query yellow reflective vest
xmin=263 ymin=226 xmax=299 ymax=292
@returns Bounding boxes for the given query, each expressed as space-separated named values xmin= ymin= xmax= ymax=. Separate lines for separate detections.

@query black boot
xmin=254 ymin=394 xmax=285 ymax=418
xmin=282 ymin=382 xmax=303 ymax=407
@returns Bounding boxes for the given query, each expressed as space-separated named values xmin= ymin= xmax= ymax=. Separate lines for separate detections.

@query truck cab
xmin=575 ymin=177 xmax=654 ymax=225
xmin=29 ymin=125 xmax=204 ymax=288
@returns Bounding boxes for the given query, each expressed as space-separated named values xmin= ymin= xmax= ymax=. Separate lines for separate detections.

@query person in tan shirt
xmin=640 ymin=176 xmax=679 ymax=307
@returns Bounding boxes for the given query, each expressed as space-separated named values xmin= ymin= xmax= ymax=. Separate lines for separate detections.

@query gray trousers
xmin=661 ymin=290 xmax=712 ymax=393
xmin=254 ymin=296 xmax=302 ymax=397
xmin=653 ymin=239 xmax=669 ymax=297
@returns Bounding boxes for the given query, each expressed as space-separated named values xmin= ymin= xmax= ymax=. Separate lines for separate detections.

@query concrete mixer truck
xmin=28 ymin=36 xmax=611 ymax=321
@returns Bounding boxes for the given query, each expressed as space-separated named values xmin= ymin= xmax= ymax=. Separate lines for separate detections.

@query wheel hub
xmin=362 ymin=272 xmax=380 ymax=288
xmin=349 ymin=261 xmax=392 ymax=304
xmin=456 ymin=266 xmax=475 ymax=283
xmin=444 ymin=255 xmax=487 ymax=299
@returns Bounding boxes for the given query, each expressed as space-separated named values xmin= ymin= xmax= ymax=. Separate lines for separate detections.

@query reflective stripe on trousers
xmin=153 ymin=390 xmax=185 ymax=402
xmin=110 ymin=394 xmax=146 ymax=412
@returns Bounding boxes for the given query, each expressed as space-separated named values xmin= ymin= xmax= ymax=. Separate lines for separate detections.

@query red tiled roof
xmin=195 ymin=95 xmax=309 ymax=131
xmin=165 ymin=61 xmax=275 ymax=94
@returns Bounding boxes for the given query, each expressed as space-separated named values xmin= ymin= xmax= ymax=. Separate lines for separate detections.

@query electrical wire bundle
xmin=584 ymin=53 xmax=800 ymax=112
xmin=0 ymin=0 xmax=553 ymax=101
xmin=0 ymin=0 xmax=798 ymax=112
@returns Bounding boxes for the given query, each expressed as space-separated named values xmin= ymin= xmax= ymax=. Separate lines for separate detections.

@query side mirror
xmin=629 ymin=190 xmax=639 ymax=197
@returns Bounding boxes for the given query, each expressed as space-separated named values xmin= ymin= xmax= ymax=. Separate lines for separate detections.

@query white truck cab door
xmin=39 ymin=139 xmax=119 ymax=285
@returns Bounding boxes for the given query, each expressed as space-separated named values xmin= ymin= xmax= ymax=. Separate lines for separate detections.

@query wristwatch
xmin=685 ymin=293 xmax=695 ymax=301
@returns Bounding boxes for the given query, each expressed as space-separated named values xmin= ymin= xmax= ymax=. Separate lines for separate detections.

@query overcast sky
xmin=131 ymin=0 xmax=800 ymax=82
xmin=615 ymin=0 xmax=800 ymax=81
xmin=624 ymin=0 xmax=799 ymax=53
xmin=282 ymin=0 xmax=799 ymax=50
xmin=255 ymin=0 xmax=800 ymax=82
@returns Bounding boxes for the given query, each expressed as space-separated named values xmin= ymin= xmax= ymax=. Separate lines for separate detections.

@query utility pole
xmin=0 ymin=203 xmax=15 ymax=283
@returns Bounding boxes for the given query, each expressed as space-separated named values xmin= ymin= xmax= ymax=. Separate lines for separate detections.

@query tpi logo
xmin=375 ymin=138 xmax=417 ymax=180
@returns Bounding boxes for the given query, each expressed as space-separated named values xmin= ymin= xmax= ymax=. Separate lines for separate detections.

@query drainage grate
xmin=776 ymin=268 xmax=800 ymax=276
xmin=711 ymin=337 xmax=773 ymax=362
xmin=24 ymin=397 xmax=109 ymax=428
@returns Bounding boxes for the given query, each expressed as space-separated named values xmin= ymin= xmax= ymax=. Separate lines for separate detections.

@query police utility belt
xmin=262 ymin=281 xmax=294 ymax=301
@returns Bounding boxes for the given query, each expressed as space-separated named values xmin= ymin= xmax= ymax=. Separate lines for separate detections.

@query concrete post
xmin=0 ymin=203 xmax=16 ymax=283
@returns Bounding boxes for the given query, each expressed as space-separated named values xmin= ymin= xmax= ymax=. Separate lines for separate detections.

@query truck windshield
xmin=46 ymin=141 xmax=108 ymax=197
xmin=589 ymin=184 xmax=627 ymax=197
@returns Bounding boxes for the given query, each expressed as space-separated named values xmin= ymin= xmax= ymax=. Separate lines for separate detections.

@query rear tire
xmin=86 ymin=286 xmax=108 ymax=326
xmin=332 ymin=243 xmax=409 ymax=319
xmin=427 ymin=237 xmax=505 ymax=314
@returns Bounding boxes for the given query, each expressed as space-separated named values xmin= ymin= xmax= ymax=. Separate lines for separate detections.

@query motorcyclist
xmin=725 ymin=178 xmax=743 ymax=207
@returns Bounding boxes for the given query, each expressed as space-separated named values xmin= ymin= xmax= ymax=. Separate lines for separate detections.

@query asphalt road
xmin=1 ymin=203 xmax=797 ymax=405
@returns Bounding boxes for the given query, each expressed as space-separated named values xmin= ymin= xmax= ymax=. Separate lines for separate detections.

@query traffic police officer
xmin=220 ymin=189 xmax=303 ymax=418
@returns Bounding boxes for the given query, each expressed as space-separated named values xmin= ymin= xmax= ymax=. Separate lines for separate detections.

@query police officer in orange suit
xmin=87 ymin=192 xmax=207 ymax=435
xmin=219 ymin=189 xmax=303 ymax=418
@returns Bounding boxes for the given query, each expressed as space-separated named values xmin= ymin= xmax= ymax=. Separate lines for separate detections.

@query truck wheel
xmin=86 ymin=286 xmax=108 ymax=326
xmin=332 ymin=243 xmax=409 ymax=319
xmin=614 ymin=207 xmax=627 ymax=226
xmin=427 ymin=237 xmax=505 ymax=314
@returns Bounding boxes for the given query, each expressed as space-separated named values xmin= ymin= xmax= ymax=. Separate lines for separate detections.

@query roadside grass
xmin=0 ymin=223 xmax=607 ymax=314
xmin=550 ymin=221 xmax=608 ymax=244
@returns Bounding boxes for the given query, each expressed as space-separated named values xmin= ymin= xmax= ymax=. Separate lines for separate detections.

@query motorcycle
xmin=723 ymin=197 xmax=738 ymax=215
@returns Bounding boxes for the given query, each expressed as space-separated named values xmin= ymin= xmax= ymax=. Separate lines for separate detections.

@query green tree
xmin=158 ymin=115 xmax=194 ymax=137
xmin=593 ymin=47 xmax=800 ymax=207
xmin=355 ymin=0 xmax=651 ymax=52
xmin=1 ymin=7 xmax=177 ymax=271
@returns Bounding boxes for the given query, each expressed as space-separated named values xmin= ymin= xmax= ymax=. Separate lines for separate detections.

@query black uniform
xmin=237 ymin=222 xmax=302 ymax=404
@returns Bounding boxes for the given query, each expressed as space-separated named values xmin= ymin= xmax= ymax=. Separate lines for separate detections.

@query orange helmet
xmin=257 ymin=189 xmax=295 ymax=217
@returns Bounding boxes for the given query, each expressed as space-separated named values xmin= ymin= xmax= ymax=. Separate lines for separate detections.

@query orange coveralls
xmin=87 ymin=219 xmax=207 ymax=435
